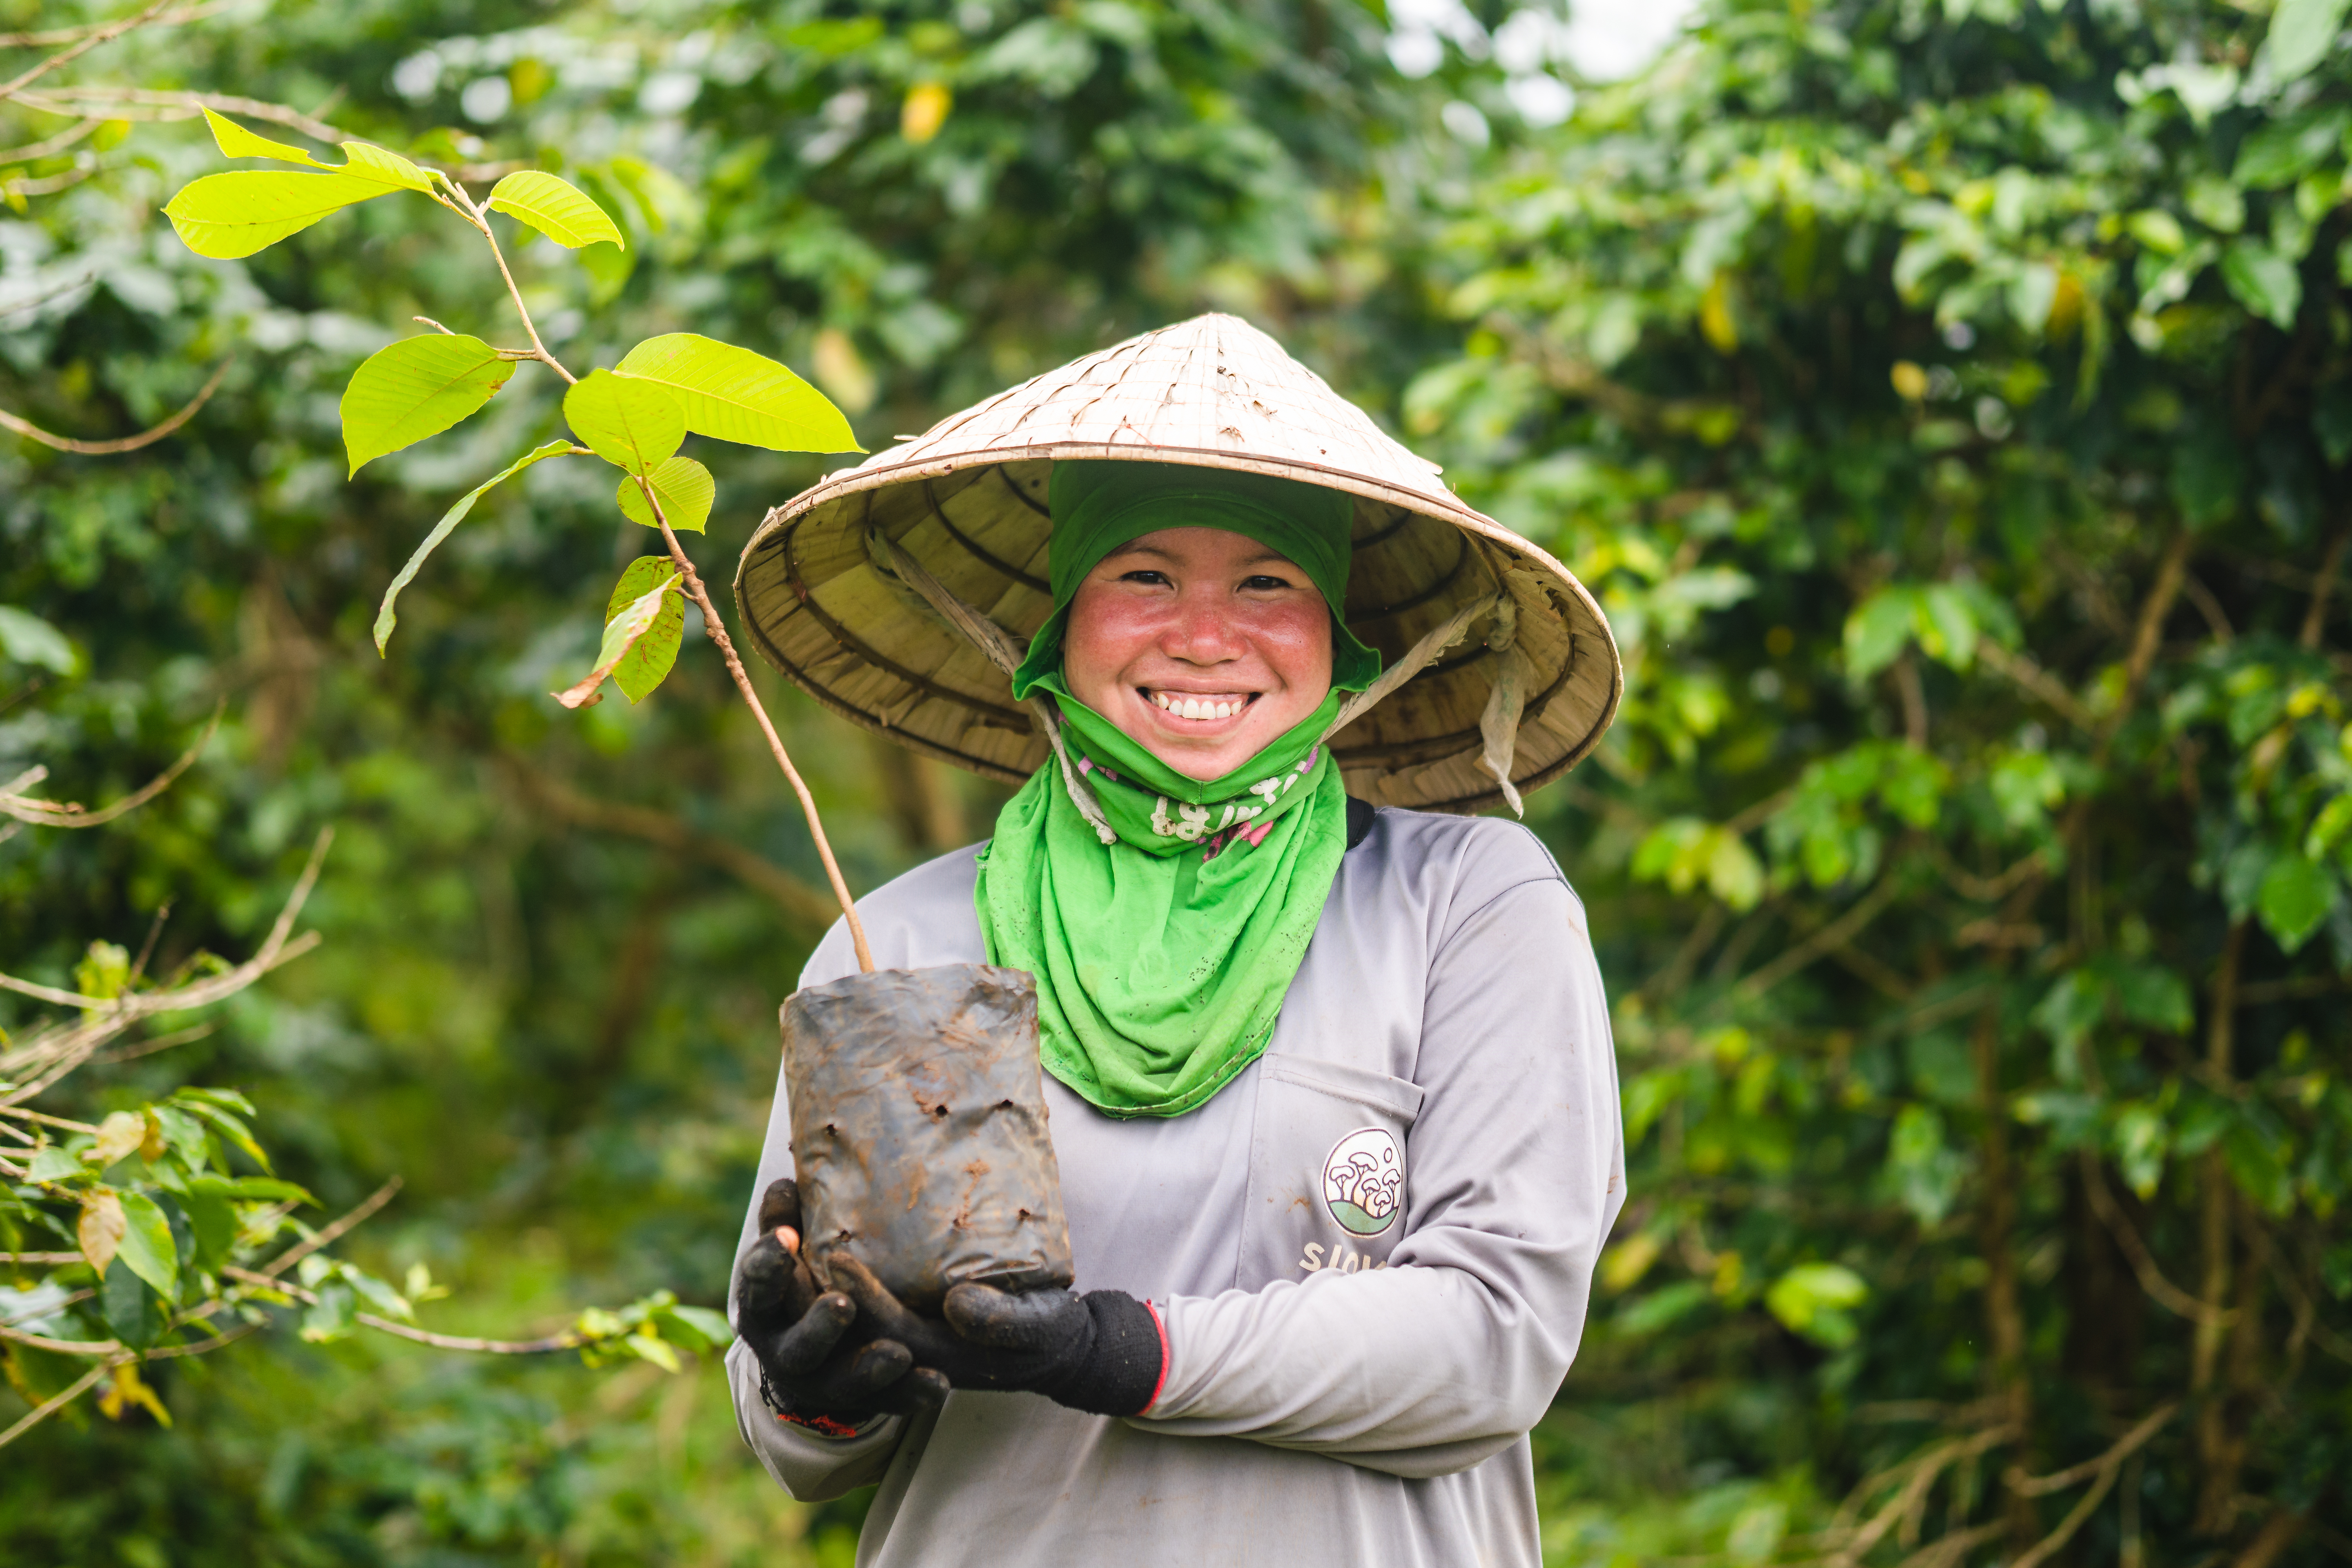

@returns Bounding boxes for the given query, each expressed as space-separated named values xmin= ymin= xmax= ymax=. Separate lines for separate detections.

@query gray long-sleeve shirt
xmin=727 ymin=806 xmax=1625 ymax=1567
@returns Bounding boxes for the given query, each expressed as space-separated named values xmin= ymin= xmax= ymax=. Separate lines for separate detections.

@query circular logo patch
xmin=1321 ymin=1127 xmax=1405 ymax=1237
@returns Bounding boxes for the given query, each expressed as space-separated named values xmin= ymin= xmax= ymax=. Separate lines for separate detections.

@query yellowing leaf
xmin=165 ymin=170 xmax=405 ymax=259
xmin=488 ymin=170 xmax=625 ymax=249
xmin=1700 ymin=271 xmax=1739 ymax=353
xmin=91 ymin=1110 xmax=146 ymax=1169
xmin=564 ymin=368 xmax=686 ymax=474
xmin=604 ymin=556 xmax=686 ymax=704
xmin=615 ymin=456 xmax=715 ymax=533
xmin=341 ymin=334 xmax=515 ymax=476
xmin=376 ymin=439 xmax=583 ymax=653
xmin=613 ymin=333 xmax=860 ymax=453
xmin=79 ymin=1188 xmax=125 ymax=1277
xmin=554 ymin=569 xmax=681 ymax=708
xmin=98 ymin=1361 xmax=171 ymax=1427
xmin=902 ymin=81 xmax=953 ymax=143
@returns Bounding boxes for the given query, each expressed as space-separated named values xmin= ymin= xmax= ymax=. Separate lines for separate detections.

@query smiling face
xmin=1061 ymin=526 xmax=1337 ymax=781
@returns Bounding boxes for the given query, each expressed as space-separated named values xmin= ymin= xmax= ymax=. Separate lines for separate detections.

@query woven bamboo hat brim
xmin=734 ymin=314 xmax=1621 ymax=813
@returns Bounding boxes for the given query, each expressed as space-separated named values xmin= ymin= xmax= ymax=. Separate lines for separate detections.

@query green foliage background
xmin=4 ymin=0 xmax=2350 ymax=1564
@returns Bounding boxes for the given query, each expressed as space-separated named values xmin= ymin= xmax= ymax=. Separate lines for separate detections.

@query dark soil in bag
xmin=782 ymin=963 xmax=1074 ymax=1315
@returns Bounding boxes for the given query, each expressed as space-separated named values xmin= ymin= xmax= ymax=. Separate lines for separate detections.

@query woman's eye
xmin=1119 ymin=570 xmax=1172 ymax=586
xmin=1241 ymin=575 xmax=1294 ymax=591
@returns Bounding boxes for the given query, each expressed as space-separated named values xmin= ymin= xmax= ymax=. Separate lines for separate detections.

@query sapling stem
xmin=635 ymin=477 xmax=876 ymax=973
xmin=408 ymin=164 xmax=877 ymax=965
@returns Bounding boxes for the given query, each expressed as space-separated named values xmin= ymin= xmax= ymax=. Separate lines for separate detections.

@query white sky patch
xmin=1559 ymin=0 xmax=1699 ymax=81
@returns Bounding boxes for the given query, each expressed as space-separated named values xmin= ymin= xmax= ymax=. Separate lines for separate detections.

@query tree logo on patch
xmin=1321 ymin=1127 xmax=1404 ymax=1237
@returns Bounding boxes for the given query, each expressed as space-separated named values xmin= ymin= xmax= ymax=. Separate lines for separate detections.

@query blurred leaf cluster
xmin=6 ymin=0 xmax=2352 ymax=1563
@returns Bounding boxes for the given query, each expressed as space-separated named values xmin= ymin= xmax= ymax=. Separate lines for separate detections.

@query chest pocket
xmin=1235 ymin=1052 xmax=1425 ymax=1289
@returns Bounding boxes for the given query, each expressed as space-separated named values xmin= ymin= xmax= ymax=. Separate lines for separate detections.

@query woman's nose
xmin=1158 ymin=587 xmax=1247 ymax=664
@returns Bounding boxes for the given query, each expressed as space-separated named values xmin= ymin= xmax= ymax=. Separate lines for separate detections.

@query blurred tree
xmin=1411 ymin=0 xmax=2352 ymax=1561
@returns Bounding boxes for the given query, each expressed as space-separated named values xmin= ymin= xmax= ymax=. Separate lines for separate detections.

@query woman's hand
xmin=733 ymin=1179 xmax=949 ymax=1433
xmin=825 ymin=1253 xmax=1164 ymax=1418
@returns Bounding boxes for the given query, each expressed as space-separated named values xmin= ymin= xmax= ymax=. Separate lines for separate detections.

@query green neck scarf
xmin=974 ymin=672 xmax=1350 ymax=1117
xmin=973 ymin=459 xmax=1381 ymax=1118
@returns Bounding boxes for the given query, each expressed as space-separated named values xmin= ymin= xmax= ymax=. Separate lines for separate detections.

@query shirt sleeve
xmin=724 ymin=917 xmax=911 ymax=1501
xmin=1132 ymin=864 xmax=1626 ymax=1478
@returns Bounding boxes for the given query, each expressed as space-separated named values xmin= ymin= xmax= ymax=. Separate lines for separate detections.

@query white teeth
xmin=1151 ymin=692 xmax=1249 ymax=719
xmin=1183 ymin=699 xmax=1206 ymax=719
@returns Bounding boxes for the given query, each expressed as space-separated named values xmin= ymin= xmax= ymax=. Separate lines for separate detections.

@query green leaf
xmin=1764 ymin=1263 xmax=1868 ymax=1347
xmin=2112 ymin=963 xmax=2193 ymax=1034
xmin=0 ymin=604 xmax=77 ymax=674
xmin=375 ymin=439 xmax=583 ymax=654
xmin=2231 ymin=105 xmax=2350 ymax=190
xmin=179 ymin=1100 xmax=270 ymax=1172
xmin=200 ymin=106 xmax=329 ymax=166
xmin=27 ymin=1144 xmax=82 ymax=1183
xmin=1843 ymin=587 xmax=1918 ymax=679
xmin=341 ymin=1266 xmax=415 ymax=1323
xmin=2257 ymin=854 xmax=2336 ymax=953
xmin=613 ymin=333 xmax=860 ymax=452
xmin=165 ymin=171 xmax=405 ymax=259
xmin=2307 ymin=793 xmax=2352 ymax=858
xmin=180 ymin=1185 xmax=236 ymax=1271
xmin=188 ymin=1174 xmax=316 ymax=1205
xmin=615 ymin=456 xmax=715 ymax=533
xmin=603 ymin=556 xmax=686 ymax=705
xmin=114 ymin=1191 xmax=180 ymax=1303
xmin=564 ymin=369 xmax=685 ymax=474
xmin=2263 ymin=0 xmax=2352 ymax=82
xmin=488 ymin=170 xmax=625 ymax=249
xmin=653 ymin=1303 xmax=734 ymax=1352
xmin=341 ymin=334 xmax=514 ymax=476
xmin=554 ymin=566 xmax=681 ymax=708
xmin=2221 ymin=239 xmax=2302 ymax=329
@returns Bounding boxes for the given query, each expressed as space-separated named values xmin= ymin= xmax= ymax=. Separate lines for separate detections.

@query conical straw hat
xmin=734 ymin=313 xmax=1621 ymax=813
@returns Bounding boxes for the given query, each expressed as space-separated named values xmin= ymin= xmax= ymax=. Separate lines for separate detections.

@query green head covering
xmin=1008 ymin=460 xmax=1383 ymax=699
xmin=976 ymin=459 xmax=1383 ymax=1118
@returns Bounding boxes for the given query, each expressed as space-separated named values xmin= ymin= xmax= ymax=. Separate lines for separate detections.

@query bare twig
xmin=221 ymin=1266 xmax=580 ymax=1354
xmin=0 ymin=702 xmax=220 ymax=828
xmin=9 ymin=87 xmax=345 ymax=143
xmin=0 ymin=273 xmax=93 ymax=319
xmin=0 ymin=358 xmax=231 ymax=457
xmin=254 ymin=1175 xmax=400 ymax=1280
xmin=430 ymin=175 xmax=573 ymax=384
xmin=2301 ymin=530 xmax=2349 ymax=650
xmin=0 ymin=0 xmax=174 ymax=101
xmin=0 ymin=2 xmax=224 ymax=49
xmin=0 ymin=1251 xmax=82 ymax=1265
xmin=1735 ymin=873 xmax=1903 ymax=1000
xmin=0 ymin=116 xmax=100 ymax=162
xmin=500 ymin=758 xmax=838 ymax=931
xmin=2080 ymin=1150 xmax=2234 ymax=1325
xmin=92 ymin=1020 xmax=217 ymax=1064
xmin=1976 ymin=642 xmax=2096 ymax=730
xmin=0 ymin=1359 xmax=110 ymax=1450
xmin=2002 ymin=1405 xmax=2179 ymax=1568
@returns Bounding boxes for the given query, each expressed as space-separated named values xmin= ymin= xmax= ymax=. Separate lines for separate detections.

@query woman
xmin=726 ymin=316 xmax=1626 ymax=1566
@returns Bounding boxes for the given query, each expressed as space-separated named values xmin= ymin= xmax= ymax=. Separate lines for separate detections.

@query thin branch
xmin=0 ymin=1251 xmax=82 ymax=1265
xmin=91 ymin=1020 xmax=216 ymax=1064
xmin=0 ymin=116 xmax=99 ymax=162
xmin=0 ymin=0 xmax=174 ymax=101
xmin=0 ymin=2 xmax=224 ymax=48
xmin=2080 ymin=1149 xmax=2233 ymax=1325
xmin=0 ymin=358 xmax=231 ymax=457
xmin=2300 ymin=529 xmax=2348 ymax=650
xmin=2108 ymin=527 xmax=2193 ymax=746
xmin=222 ymin=1267 xmax=580 ymax=1354
xmin=254 ymin=1175 xmax=400 ymax=1280
xmin=2002 ymin=1405 xmax=2178 ymax=1568
xmin=1977 ymin=642 xmax=2096 ymax=730
xmin=0 ymin=275 xmax=91 ymax=321
xmin=1735 ymin=874 xmax=1903 ymax=1001
xmin=0 ymin=1359 xmax=110 ymax=1450
xmin=500 ymin=757 xmax=838 ymax=931
xmin=0 ymin=163 xmax=96 ymax=198
xmin=0 ymin=702 xmax=220 ymax=827
xmin=432 ymin=175 xmax=573 ymax=383
xmin=644 ymin=505 xmax=873 ymax=970
xmin=8 ymin=87 xmax=344 ymax=144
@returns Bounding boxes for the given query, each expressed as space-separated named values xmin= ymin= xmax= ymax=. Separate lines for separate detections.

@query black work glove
xmin=826 ymin=1252 xmax=1165 ymax=1418
xmin=733 ymin=1178 xmax=949 ymax=1435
